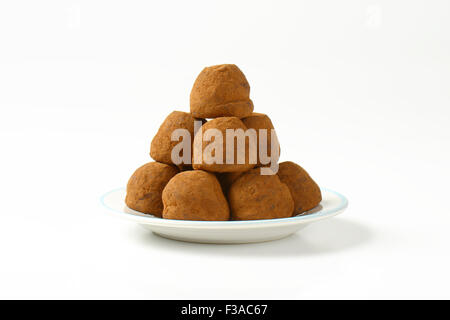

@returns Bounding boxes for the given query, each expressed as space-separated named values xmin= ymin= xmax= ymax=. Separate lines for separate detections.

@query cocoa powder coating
xmin=162 ymin=170 xmax=230 ymax=221
xmin=190 ymin=64 xmax=253 ymax=118
xmin=277 ymin=161 xmax=322 ymax=215
xmin=125 ymin=162 xmax=179 ymax=217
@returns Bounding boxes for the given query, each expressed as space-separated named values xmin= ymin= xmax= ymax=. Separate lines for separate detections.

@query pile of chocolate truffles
xmin=125 ymin=64 xmax=322 ymax=221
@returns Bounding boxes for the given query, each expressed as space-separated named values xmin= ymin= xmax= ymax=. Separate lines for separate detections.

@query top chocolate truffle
xmin=190 ymin=64 xmax=254 ymax=118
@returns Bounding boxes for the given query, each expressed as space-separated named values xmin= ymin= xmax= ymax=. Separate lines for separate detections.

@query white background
xmin=1 ymin=0 xmax=449 ymax=299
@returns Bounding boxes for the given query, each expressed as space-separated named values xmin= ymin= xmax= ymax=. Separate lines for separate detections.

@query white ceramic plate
xmin=101 ymin=188 xmax=348 ymax=244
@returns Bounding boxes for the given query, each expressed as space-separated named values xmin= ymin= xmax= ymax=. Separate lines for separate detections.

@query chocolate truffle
xmin=162 ymin=170 xmax=230 ymax=221
xmin=241 ymin=112 xmax=280 ymax=167
xmin=228 ymin=168 xmax=294 ymax=220
xmin=125 ymin=162 xmax=179 ymax=217
xmin=192 ymin=117 xmax=256 ymax=173
xmin=150 ymin=111 xmax=200 ymax=166
xmin=190 ymin=64 xmax=254 ymax=118
xmin=277 ymin=161 xmax=322 ymax=215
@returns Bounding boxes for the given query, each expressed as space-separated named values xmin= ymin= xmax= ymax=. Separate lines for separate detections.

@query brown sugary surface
xmin=241 ymin=112 xmax=280 ymax=167
xmin=277 ymin=161 xmax=322 ymax=215
xmin=125 ymin=162 xmax=179 ymax=217
xmin=192 ymin=117 xmax=256 ymax=173
xmin=190 ymin=64 xmax=253 ymax=118
xmin=228 ymin=168 xmax=294 ymax=220
xmin=162 ymin=170 xmax=230 ymax=221
xmin=150 ymin=111 xmax=200 ymax=165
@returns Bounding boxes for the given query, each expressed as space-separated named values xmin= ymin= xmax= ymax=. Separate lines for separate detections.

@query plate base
xmin=152 ymin=231 xmax=296 ymax=244
xmin=145 ymin=224 xmax=309 ymax=244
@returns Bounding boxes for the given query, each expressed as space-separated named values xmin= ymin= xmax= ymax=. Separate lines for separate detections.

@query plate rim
xmin=100 ymin=187 xmax=348 ymax=228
